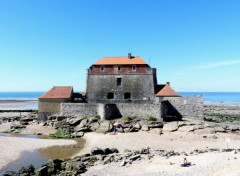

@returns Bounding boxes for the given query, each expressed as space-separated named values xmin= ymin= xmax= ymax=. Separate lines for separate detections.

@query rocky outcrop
xmin=6 ymin=146 xmax=240 ymax=176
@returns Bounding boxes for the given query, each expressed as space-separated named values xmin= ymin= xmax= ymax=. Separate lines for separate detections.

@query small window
xmin=117 ymin=78 xmax=122 ymax=86
xmin=107 ymin=92 xmax=114 ymax=99
xmin=132 ymin=65 xmax=136 ymax=71
xmin=124 ymin=92 xmax=131 ymax=99
xmin=117 ymin=66 xmax=121 ymax=71
xmin=100 ymin=66 xmax=105 ymax=71
xmin=90 ymin=66 xmax=93 ymax=71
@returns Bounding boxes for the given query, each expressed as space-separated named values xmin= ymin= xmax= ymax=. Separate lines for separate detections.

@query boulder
xmin=178 ymin=126 xmax=195 ymax=132
xmin=72 ymin=132 xmax=84 ymax=138
xmin=213 ymin=126 xmax=226 ymax=133
xmin=103 ymin=155 xmax=115 ymax=165
xmin=74 ymin=119 xmax=90 ymax=132
xmin=141 ymin=124 xmax=149 ymax=131
xmin=95 ymin=121 xmax=112 ymax=133
xmin=194 ymin=128 xmax=214 ymax=134
xmin=91 ymin=147 xmax=105 ymax=155
xmin=36 ymin=166 xmax=48 ymax=176
xmin=65 ymin=161 xmax=86 ymax=174
xmin=67 ymin=117 xmax=83 ymax=126
xmin=134 ymin=123 xmax=141 ymax=130
xmin=229 ymin=126 xmax=239 ymax=132
xmin=162 ymin=122 xmax=178 ymax=132
xmin=90 ymin=122 xmax=100 ymax=131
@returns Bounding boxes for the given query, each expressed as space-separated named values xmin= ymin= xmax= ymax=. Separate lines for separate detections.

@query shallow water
xmin=0 ymin=133 xmax=85 ymax=174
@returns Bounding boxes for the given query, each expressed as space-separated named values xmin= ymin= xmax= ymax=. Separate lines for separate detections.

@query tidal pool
xmin=0 ymin=133 xmax=85 ymax=174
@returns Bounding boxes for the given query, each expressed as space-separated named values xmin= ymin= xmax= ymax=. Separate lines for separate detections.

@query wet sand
xmin=0 ymin=100 xmax=38 ymax=110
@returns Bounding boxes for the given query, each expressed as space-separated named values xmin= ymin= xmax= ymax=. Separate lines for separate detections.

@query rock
xmin=213 ymin=126 xmax=226 ymax=133
xmin=90 ymin=122 xmax=100 ymax=131
xmin=178 ymin=126 xmax=195 ymax=132
xmin=129 ymin=154 xmax=141 ymax=161
xmin=103 ymin=148 xmax=119 ymax=155
xmin=36 ymin=166 xmax=48 ymax=176
xmin=3 ymin=171 xmax=18 ymax=176
xmin=134 ymin=123 xmax=141 ymax=129
xmin=74 ymin=118 xmax=88 ymax=132
xmin=67 ymin=117 xmax=82 ymax=126
xmin=119 ymin=159 xmax=126 ymax=167
xmin=103 ymin=155 xmax=115 ymax=165
xmin=195 ymin=128 xmax=214 ymax=134
xmin=72 ymin=132 xmax=84 ymax=138
xmin=141 ymin=124 xmax=149 ymax=131
xmin=65 ymin=161 xmax=86 ymax=174
xmin=162 ymin=122 xmax=178 ymax=132
xmin=95 ymin=121 xmax=112 ymax=133
xmin=56 ymin=116 xmax=67 ymax=121
xmin=229 ymin=126 xmax=239 ymax=132
xmin=91 ymin=147 xmax=105 ymax=155
xmin=19 ymin=164 xmax=35 ymax=176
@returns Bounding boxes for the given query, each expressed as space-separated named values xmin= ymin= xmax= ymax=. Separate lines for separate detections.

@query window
xmin=117 ymin=66 xmax=121 ymax=71
xmin=124 ymin=92 xmax=131 ymax=99
xmin=117 ymin=78 xmax=122 ymax=86
xmin=132 ymin=65 xmax=136 ymax=71
xmin=107 ymin=92 xmax=114 ymax=99
xmin=100 ymin=66 xmax=105 ymax=71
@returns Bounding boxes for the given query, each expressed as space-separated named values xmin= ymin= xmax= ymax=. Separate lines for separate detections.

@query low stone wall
xmin=163 ymin=96 xmax=204 ymax=120
xmin=61 ymin=102 xmax=161 ymax=120
xmin=116 ymin=103 xmax=161 ymax=119
xmin=61 ymin=103 xmax=98 ymax=117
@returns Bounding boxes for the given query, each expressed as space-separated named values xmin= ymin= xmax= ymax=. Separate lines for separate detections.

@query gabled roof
xmin=93 ymin=56 xmax=147 ymax=65
xmin=39 ymin=86 xmax=73 ymax=99
xmin=155 ymin=84 xmax=180 ymax=97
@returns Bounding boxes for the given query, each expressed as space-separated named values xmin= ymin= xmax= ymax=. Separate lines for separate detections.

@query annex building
xmin=38 ymin=54 xmax=204 ymax=121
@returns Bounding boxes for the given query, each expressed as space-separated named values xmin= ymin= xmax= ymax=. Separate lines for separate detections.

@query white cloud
xmin=194 ymin=60 xmax=240 ymax=70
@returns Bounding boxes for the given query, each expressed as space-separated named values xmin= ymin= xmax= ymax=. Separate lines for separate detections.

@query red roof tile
xmin=155 ymin=84 xmax=180 ymax=97
xmin=94 ymin=56 xmax=147 ymax=65
xmin=39 ymin=86 xmax=73 ymax=99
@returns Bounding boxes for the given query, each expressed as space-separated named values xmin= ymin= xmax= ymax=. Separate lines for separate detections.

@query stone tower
xmin=86 ymin=53 xmax=157 ymax=103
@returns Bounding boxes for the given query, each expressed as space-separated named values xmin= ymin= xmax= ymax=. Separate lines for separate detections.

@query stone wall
xmin=162 ymin=96 xmax=204 ymax=120
xmin=61 ymin=103 xmax=98 ymax=117
xmin=60 ymin=102 xmax=161 ymax=120
xmin=86 ymin=71 xmax=157 ymax=103
xmin=116 ymin=103 xmax=161 ymax=119
xmin=38 ymin=101 xmax=62 ymax=113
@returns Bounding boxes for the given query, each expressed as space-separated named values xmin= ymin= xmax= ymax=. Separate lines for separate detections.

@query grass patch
xmin=147 ymin=116 xmax=157 ymax=122
xmin=122 ymin=116 xmax=133 ymax=122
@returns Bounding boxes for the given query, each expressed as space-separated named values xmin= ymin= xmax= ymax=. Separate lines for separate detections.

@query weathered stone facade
xmin=87 ymin=65 xmax=157 ymax=103
xmin=38 ymin=54 xmax=205 ymax=121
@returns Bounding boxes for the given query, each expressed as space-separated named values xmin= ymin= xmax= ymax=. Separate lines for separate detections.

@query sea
xmin=0 ymin=92 xmax=239 ymax=102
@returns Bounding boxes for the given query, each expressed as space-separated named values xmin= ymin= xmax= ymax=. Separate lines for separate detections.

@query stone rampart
xmin=61 ymin=103 xmax=98 ymax=117
xmin=162 ymin=96 xmax=204 ymax=120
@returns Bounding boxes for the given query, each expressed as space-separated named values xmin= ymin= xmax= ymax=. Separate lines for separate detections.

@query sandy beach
xmin=0 ymin=100 xmax=38 ymax=110
xmin=78 ymin=131 xmax=240 ymax=176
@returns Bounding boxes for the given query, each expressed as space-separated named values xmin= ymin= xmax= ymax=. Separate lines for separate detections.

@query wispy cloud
xmin=174 ymin=59 xmax=240 ymax=76
xmin=193 ymin=60 xmax=240 ymax=70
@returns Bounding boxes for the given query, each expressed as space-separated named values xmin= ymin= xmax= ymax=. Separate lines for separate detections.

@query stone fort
xmin=38 ymin=54 xmax=204 ymax=121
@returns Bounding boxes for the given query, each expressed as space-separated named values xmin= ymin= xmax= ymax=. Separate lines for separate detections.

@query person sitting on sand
xmin=181 ymin=158 xmax=192 ymax=167
xmin=108 ymin=121 xmax=124 ymax=134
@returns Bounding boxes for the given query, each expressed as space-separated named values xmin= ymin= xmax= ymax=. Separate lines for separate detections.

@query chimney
xmin=166 ymin=82 xmax=170 ymax=86
xmin=128 ymin=53 xmax=132 ymax=59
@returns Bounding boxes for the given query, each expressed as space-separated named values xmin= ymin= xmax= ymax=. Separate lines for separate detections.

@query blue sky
xmin=0 ymin=0 xmax=240 ymax=92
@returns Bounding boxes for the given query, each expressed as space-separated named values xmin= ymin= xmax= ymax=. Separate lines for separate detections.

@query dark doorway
xmin=161 ymin=100 xmax=182 ymax=121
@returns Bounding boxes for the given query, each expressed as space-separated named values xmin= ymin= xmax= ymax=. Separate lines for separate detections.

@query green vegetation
xmin=204 ymin=113 xmax=240 ymax=123
xmin=122 ymin=116 xmax=133 ymax=122
xmin=94 ymin=114 xmax=101 ymax=119
xmin=49 ymin=130 xmax=69 ymax=139
xmin=147 ymin=116 xmax=157 ymax=122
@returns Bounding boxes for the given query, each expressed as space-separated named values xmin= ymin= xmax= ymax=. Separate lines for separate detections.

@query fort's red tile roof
xmin=94 ymin=56 xmax=147 ymax=65
xmin=39 ymin=86 xmax=73 ymax=99
xmin=155 ymin=84 xmax=180 ymax=97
